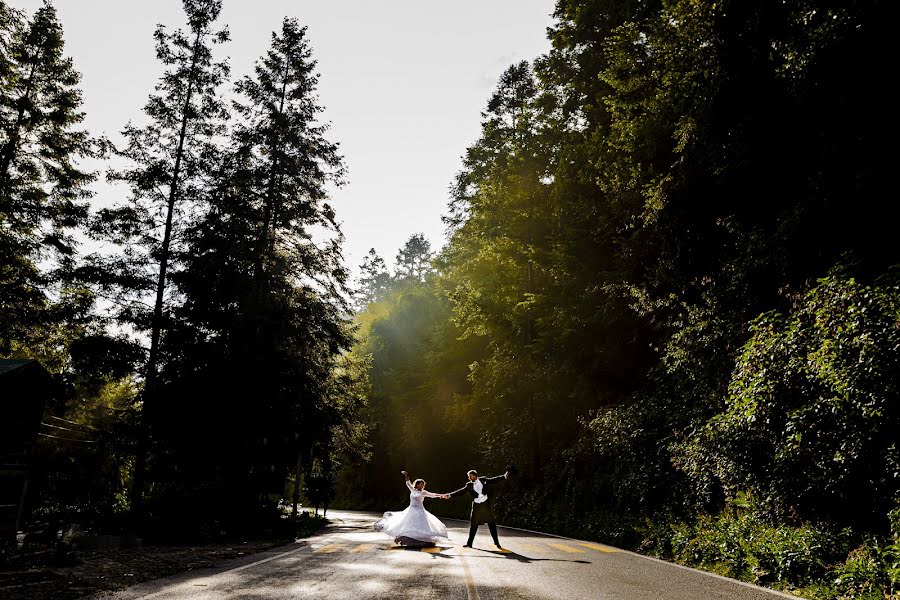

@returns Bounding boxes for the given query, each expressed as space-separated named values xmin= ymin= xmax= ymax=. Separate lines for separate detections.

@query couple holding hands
xmin=374 ymin=467 xmax=513 ymax=549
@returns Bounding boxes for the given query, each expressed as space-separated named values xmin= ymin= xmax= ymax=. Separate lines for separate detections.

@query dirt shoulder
xmin=1 ymin=513 xmax=330 ymax=600
xmin=0 ymin=537 xmax=302 ymax=600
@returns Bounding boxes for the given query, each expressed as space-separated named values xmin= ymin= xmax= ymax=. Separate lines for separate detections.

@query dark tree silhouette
xmin=0 ymin=2 xmax=100 ymax=354
xmin=87 ymin=0 xmax=230 ymax=511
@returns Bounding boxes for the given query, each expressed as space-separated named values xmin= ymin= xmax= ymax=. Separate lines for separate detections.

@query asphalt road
xmin=99 ymin=510 xmax=798 ymax=599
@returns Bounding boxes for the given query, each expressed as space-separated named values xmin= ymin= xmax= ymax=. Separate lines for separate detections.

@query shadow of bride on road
xmin=382 ymin=546 xmax=590 ymax=564
xmin=384 ymin=544 xmax=458 ymax=560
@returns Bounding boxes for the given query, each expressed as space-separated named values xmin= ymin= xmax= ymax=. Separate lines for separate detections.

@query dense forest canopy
xmin=2 ymin=0 xmax=899 ymax=597
xmin=343 ymin=1 xmax=900 ymax=597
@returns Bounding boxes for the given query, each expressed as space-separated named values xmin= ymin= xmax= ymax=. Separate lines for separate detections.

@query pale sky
xmin=12 ymin=0 xmax=556 ymax=279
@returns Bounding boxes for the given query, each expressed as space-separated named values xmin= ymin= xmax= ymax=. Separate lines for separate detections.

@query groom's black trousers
xmin=467 ymin=520 xmax=500 ymax=546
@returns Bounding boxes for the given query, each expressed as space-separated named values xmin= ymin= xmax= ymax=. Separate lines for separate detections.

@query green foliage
xmin=394 ymin=233 xmax=434 ymax=284
xmin=86 ymin=0 xmax=230 ymax=352
xmin=0 ymin=31 xmax=138 ymax=524
xmin=151 ymin=14 xmax=353 ymax=516
xmin=31 ymin=377 xmax=138 ymax=528
xmin=337 ymin=239 xmax=511 ymax=510
xmin=0 ymin=1 xmax=102 ymax=359
xmin=3 ymin=2 xmax=360 ymax=541
xmin=681 ymin=273 xmax=900 ymax=525
xmin=345 ymin=2 xmax=900 ymax=598
xmin=355 ymin=248 xmax=392 ymax=309
xmin=4 ymin=3 xmax=900 ymax=595
xmin=832 ymin=541 xmax=898 ymax=600
xmin=667 ymin=513 xmax=843 ymax=587
xmin=81 ymin=0 xmax=233 ymax=513
xmin=0 ymin=1 xmax=100 ymax=260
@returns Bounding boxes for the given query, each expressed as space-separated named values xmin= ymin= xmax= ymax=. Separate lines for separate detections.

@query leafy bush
xmin=641 ymin=510 xmax=846 ymax=588
xmin=637 ymin=504 xmax=900 ymax=599
xmin=679 ymin=271 xmax=900 ymax=527
xmin=833 ymin=543 xmax=890 ymax=600
xmin=833 ymin=507 xmax=900 ymax=600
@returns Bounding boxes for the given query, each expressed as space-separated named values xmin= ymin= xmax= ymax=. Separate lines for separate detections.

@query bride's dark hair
xmin=413 ymin=478 xmax=425 ymax=489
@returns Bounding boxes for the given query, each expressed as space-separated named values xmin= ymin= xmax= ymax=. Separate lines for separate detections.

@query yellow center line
xmin=548 ymin=543 xmax=586 ymax=553
xmin=350 ymin=543 xmax=375 ymax=553
xmin=577 ymin=542 xmax=618 ymax=553
xmin=313 ymin=544 xmax=343 ymax=553
xmin=458 ymin=552 xmax=481 ymax=600
xmin=421 ymin=546 xmax=443 ymax=553
xmin=516 ymin=543 xmax=546 ymax=553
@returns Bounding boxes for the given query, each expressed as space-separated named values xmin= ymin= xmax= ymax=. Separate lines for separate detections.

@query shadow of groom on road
xmin=463 ymin=548 xmax=591 ymax=565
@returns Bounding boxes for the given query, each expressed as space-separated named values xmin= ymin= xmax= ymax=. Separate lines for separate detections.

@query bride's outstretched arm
xmin=401 ymin=470 xmax=414 ymax=491
xmin=422 ymin=490 xmax=444 ymax=498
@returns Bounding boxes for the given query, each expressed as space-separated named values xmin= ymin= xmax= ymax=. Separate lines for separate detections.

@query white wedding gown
xmin=374 ymin=480 xmax=449 ymax=544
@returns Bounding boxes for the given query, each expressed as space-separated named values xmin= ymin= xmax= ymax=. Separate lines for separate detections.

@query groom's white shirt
xmin=473 ymin=479 xmax=488 ymax=503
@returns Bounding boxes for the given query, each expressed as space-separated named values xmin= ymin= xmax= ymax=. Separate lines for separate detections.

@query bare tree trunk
xmin=291 ymin=447 xmax=303 ymax=518
xmin=0 ymin=57 xmax=39 ymax=195
xmin=525 ymin=259 xmax=541 ymax=477
xmin=253 ymin=61 xmax=290 ymax=284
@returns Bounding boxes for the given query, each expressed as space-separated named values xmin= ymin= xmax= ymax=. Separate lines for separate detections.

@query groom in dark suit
xmin=449 ymin=468 xmax=509 ymax=549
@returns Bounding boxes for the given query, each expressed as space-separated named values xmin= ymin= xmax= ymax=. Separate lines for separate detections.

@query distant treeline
xmin=343 ymin=2 xmax=900 ymax=598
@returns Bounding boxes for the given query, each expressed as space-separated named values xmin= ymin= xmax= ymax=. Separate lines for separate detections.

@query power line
xmin=41 ymin=421 xmax=89 ymax=435
xmin=46 ymin=415 xmax=99 ymax=431
xmin=38 ymin=432 xmax=97 ymax=444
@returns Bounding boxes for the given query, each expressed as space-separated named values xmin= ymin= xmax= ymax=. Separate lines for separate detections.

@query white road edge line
xmin=136 ymin=540 xmax=317 ymax=599
xmin=444 ymin=519 xmax=800 ymax=600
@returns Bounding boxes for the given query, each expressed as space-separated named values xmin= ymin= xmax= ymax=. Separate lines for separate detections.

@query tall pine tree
xmin=355 ymin=248 xmax=392 ymax=309
xmin=155 ymin=17 xmax=351 ymax=516
xmin=0 ymin=1 xmax=99 ymax=357
xmin=394 ymin=233 xmax=433 ymax=284
xmin=87 ymin=0 xmax=230 ymax=509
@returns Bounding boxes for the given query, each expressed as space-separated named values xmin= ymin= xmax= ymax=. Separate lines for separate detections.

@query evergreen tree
xmin=231 ymin=16 xmax=345 ymax=289
xmin=439 ymin=63 xmax=560 ymax=477
xmin=154 ymin=16 xmax=352 ymax=517
xmin=0 ymin=1 xmax=99 ymax=355
xmin=355 ymin=248 xmax=392 ymax=309
xmin=87 ymin=0 xmax=230 ymax=509
xmin=0 ymin=4 xmax=21 ymax=85
xmin=0 ymin=1 xmax=97 ymax=252
xmin=394 ymin=233 xmax=433 ymax=283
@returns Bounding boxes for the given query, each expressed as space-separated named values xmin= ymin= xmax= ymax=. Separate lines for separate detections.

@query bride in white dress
xmin=374 ymin=470 xmax=450 ymax=545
